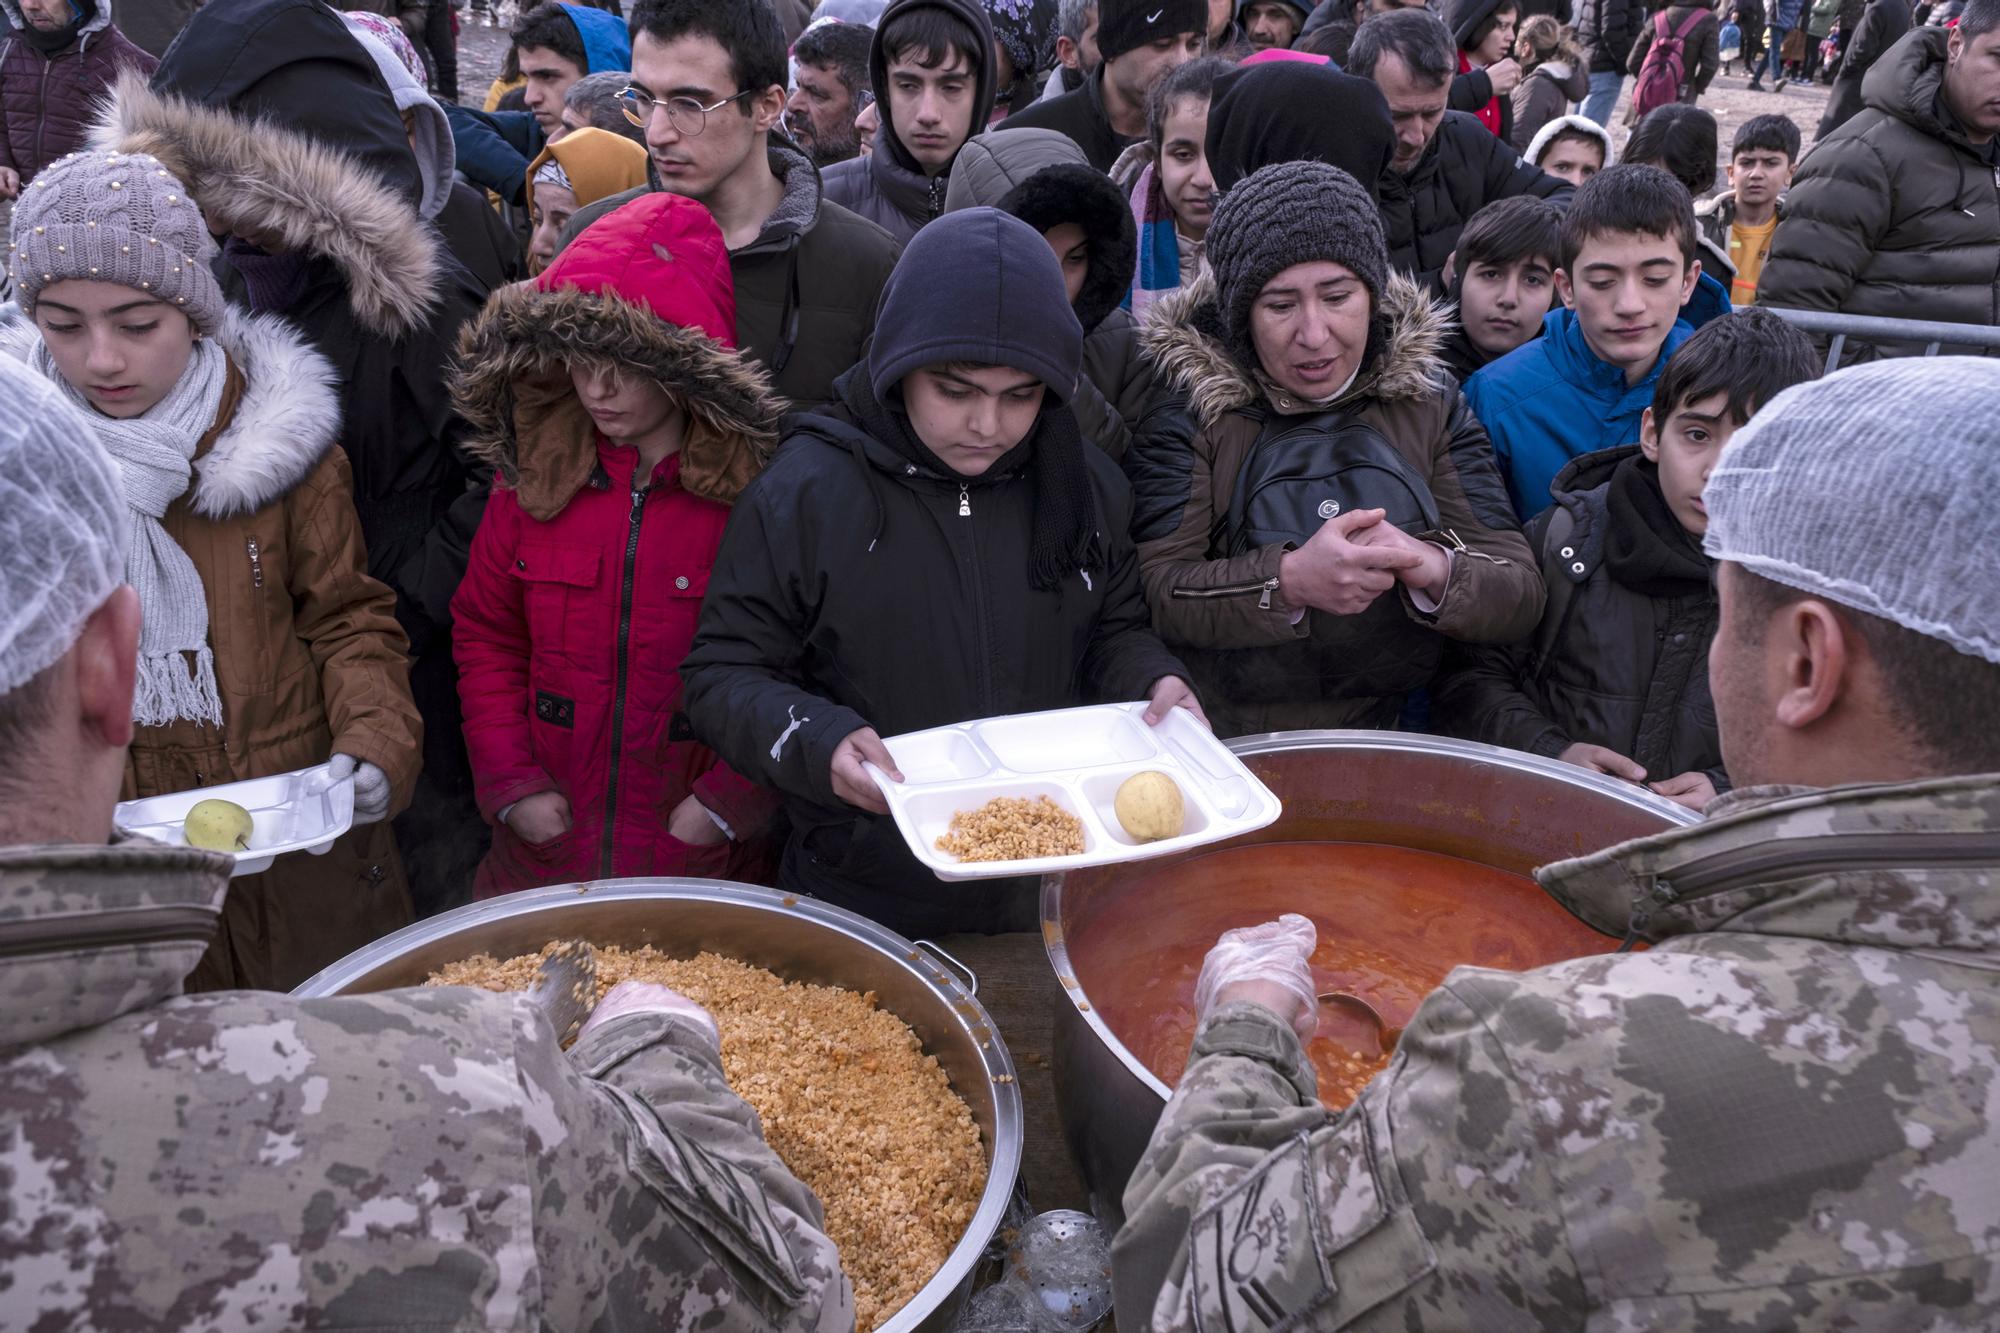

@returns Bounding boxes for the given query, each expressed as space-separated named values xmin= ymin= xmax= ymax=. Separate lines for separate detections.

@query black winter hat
xmin=1205 ymin=160 xmax=1389 ymax=367
xmin=1205 ymin=62 xmax=1395 ymax=200
xmin=1096 ymin=0 xmax=1207 ymax=60
xmin=997 ymin=164 xmax=1139 ymax=334
xmin=1447 ymin=0 xmax=1509 ymax=48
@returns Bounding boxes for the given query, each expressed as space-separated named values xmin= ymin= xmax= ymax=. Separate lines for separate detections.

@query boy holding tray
xmin=682 ymin=208 xmax=1199 ymax=937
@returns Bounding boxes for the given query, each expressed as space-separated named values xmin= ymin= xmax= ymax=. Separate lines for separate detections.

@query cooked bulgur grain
xmin=936 ymin=795 xmax=1085 ymax=862
xmin=428 ymin=945 xmax=987 ymax=1331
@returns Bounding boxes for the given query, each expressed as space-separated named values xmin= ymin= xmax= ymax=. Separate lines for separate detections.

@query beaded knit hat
xmin=8 ymin=149 xmax=228 ymax=335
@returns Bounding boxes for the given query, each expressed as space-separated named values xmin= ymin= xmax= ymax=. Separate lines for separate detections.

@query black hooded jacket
xmin=822 ymin=0 xmax=1001 ymax=240
xmin=680 ymin=213 xmax=1187 ymax=936
xmin=1381 ymin=110 xmax=1574 ymax=290
xmin=1447 ymin=0 xmax=1517 ymax=144
xmin=997 ymin=65 xmax=1141 ymax=171
xmin=1204 ymin=61 xmax=1396 ymax=197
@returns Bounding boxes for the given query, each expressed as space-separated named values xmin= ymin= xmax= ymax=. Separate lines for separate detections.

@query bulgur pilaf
xmin=935 ymin=795 xmax=1085 ymax=862
xmin=428 ymin=944 xmax=987 ymax=1330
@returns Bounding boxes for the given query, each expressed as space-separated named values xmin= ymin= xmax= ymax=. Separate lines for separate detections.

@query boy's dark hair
xmin=1960 ymin=0 xmax=2000 ymax=39
xmin=630 ymin=0 xmax=789 ymax=98
xmin=1650 ymin=307 xmax=1820 ymax=425
xmin=1623 ymin=102 xmax=1718 ymax=196
xmin=879 ymin=4 xmax=986 ymax=74
xmin=1347 ymin=9 xmax=1455 ymax=86
xmin=1455 ymin=196 xmax=1561 ymax=275
xmin=1732 ymin=570 xmax=2000 ymax=773
xmin=1731 ymin=112 xmax=1801 ymax=162
xmin=1146 ymin=54 xmax=1230 ymax=149
xmin=794 ymin=20 xmax=875 ymax=97
xmin=1540 ymin=125 xmax=1607 ymax=167
xmin=1559 ymin=163 xmax=1697 ymax=271
xmin=511 ymin=2 xmax=588 ymax=69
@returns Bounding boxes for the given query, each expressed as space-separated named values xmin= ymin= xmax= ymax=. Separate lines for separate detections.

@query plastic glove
xmin=576 ymin=979 xmax=720 ymax=1053
xmin=326 ymin=753 xmax=392 ymax=825
xmin=1192 ymin=913 xmax=1320 ymax=1043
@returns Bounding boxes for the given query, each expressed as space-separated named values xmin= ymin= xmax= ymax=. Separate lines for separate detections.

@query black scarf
xmin=19 ymin=0 xmax=95 ymax=53
xmin=840 ymin=371 xmax=1102 ymax=592
xmin=1603 ymin=455 xmax=1710 ymax=597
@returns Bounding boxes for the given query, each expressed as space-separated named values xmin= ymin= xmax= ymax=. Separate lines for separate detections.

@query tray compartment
xmin=974 ymin=709 xmax=1158 ymax=774
xmin=900 ymin=779 xmax=1102 ymax=866
xmin=1077 ymin=765 xmax=1215 ymax=848
xmin=884 ymin=727 xmax=995 ymax=785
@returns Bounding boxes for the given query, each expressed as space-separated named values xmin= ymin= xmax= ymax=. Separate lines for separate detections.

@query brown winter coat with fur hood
xmin=1 ymin=307 xmax=423 ymax=993
xmin=1126 ymin=272 xmax=1545 ymax=735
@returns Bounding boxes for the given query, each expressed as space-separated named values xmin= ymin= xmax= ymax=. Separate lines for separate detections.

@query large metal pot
xmin=295 ymin=878 xmax=1023 ymax=1333
xmin=1041 ymin=731 xmax=1700 ymax=1226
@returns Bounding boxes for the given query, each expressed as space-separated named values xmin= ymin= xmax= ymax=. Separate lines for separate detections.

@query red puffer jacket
xmin=451 ymin=193 xmax=784 ymax=896
xmin=0 ymin=7 xmax=156 ymax=183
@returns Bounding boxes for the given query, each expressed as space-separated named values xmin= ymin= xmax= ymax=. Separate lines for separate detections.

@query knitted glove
xmin=326 ymin=753 xmax=392 ymax=825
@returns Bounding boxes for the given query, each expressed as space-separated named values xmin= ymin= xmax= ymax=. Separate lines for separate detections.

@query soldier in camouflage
xmin=0 ymin=361 xmax=852 ymax=1328
xmin=1112 ymin=358 xmax=2000 ymax=1331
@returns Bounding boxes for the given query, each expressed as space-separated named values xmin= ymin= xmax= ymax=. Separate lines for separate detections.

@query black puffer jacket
xmin=1761 ymin=27 xmax=2000 ymax=338
xmin=1575 ymin=0 xmax=1646 ymax=71
xmin=1432 ymin=447 xmax=1725 ymax=787
xmin=1380 ymin=111 xmax=1575 ymax=290
xmin=822 ymin=0 xmax=1000 ymax=241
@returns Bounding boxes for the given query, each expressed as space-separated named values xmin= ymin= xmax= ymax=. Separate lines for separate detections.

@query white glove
xmin=326 ymin=753 xmax=392 ymax=825
xmin=1193 ymin=913 xmax=1320 ymax=1043
xmin=577 ymin=979 xmax=720 ymax=1053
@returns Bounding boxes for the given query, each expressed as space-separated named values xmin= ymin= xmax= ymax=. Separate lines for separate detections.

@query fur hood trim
xmin=0 ymin=303 xmax=339 ymax=518
xmin=89 ymin=70 xmax=442 ymax=338
xmin=452 ymin=285 xmax=781 ymax=519
xmin=1140 ymin=270 xmax=1452 ymax=429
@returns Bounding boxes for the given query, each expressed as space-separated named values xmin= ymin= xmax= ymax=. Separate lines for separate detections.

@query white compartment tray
xmin=114 ymin=764 xmax=356 ymax=877
xmin=867 ymin=702 xmax=1282 ymax=881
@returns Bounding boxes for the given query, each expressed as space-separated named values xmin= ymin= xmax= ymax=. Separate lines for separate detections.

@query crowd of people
xmin=0 ymin=0 xmax=1998 ymax=1325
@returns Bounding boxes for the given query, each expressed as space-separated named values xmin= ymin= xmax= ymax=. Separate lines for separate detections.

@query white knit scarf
xmin=33 ymin=337 xmax=230 ymax=727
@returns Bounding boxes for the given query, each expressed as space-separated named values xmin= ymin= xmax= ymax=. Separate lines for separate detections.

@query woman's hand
xmin=1277 ymin=509 xmax=1425 ymax=616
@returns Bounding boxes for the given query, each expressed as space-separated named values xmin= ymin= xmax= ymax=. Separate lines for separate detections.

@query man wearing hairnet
xmin=1112 ymin=357 xmax=2000 ymax=1330
xmin=0 ymin=359 xmax=852 ymax=1328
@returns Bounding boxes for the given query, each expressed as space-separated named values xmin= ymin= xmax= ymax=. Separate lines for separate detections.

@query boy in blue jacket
xmin=1464 ymin=164 xmax=1702 ymax=519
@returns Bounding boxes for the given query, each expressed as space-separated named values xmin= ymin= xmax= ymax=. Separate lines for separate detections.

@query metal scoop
xmin=1318 ymin=991 xmax=1403 ymax=1057
xmin=529 ymin=940 xmax=599 ymax=1047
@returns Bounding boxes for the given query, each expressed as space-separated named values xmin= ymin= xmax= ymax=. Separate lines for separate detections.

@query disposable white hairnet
xmin=0 ymin=354 xmax=127 ymax=696
xmin=1703 ymin=356 xmax=2000 ymax=666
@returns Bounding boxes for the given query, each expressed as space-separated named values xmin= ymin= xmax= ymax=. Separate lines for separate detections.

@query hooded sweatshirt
xmin=340 ymin=16 xmax=453 ymax=221
xmin=1204 ymin=61 xmax=1396 ymax=198
xmin=680 ymin=208 xmax=1187 ymax=937
xmin=822 ymin=0 xmax=1000 ymax=241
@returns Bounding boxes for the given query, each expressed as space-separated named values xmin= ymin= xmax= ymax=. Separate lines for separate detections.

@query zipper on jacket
xmin=1650 ymin=831 xmax=2000 ymax=906
xmin=0 ymin=903 xmax=218 ymax=961
xmin=953 ymin=483 xmax=997 ymax=709
xmin=1173 ymin=575 xmax=1282 ymax=606
xmin=600 ymin=484 xmax=648 ymax=877
xmin=958 ymin=484 xmax=971 ymax=517
xmin=245 ymin=538 xmax=264 ymax=589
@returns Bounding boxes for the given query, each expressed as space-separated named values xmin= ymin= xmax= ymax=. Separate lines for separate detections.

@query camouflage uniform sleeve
xmin=1114 ymin=985 xmax=1582 ymax=1332
xmin=513 ymin=1004 xmax=855 ymax=1333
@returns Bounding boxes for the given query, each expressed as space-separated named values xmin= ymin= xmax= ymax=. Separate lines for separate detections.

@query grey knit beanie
xmin=1206 ymin=160 xmax=1389 ymax=368
xmin=1704 ymin=356 xmax=2000 ymax=666
xmin=7 ymin=150 xmax=228 ymax=336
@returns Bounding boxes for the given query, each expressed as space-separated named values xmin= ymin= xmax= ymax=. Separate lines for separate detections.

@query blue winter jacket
xmin=1464 ymin=307 xmax=1694 ymax=519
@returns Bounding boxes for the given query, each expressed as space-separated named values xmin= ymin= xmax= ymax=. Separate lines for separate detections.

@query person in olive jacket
xmin=1127 ymin=160 xmax=1544 ymax=738
xmin=1760 ymin=17 xmax=2000 ymax=353
xmin=681 ymin=208 xmax=1199 ymax=939
xmin=1434 ymin=310 xmax=1820 ymax=812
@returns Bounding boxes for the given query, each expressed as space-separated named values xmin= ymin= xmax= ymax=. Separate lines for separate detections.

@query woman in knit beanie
xmin=1 ymin=148 xmax=422 ymax=994
xmin=1128 ymin=158 xmax=1545 ymax=737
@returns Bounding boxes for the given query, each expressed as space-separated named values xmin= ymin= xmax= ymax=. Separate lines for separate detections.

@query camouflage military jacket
xmin=1112 ymin=774 xmax=2000 ymax=1332
xmin=0 ymin=839 xmax=853 ymax=1332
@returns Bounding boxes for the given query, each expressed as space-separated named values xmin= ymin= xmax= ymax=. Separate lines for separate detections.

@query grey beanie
xmin=1205 ymin=160 xmax=1389 ymax=368
xmin=7 ymin=150 xmax=229 ymax=336
xmin=1704 ymin=356 xmax=2000 ymax=666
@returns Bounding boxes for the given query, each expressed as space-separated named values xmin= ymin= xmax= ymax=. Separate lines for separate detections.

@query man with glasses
xmin=559 ymin=0 xmax=901 ymax=409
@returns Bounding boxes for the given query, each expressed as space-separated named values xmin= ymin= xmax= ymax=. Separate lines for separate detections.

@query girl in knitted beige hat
xmin=2 ymin=148 xmax=422 ymax=993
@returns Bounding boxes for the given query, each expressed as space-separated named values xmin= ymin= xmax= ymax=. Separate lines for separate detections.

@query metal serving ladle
xmin=529 ymin=940 xmax=599 ymax=1047
xmin=1317 ymin=990 xmax=1403 ymax=1057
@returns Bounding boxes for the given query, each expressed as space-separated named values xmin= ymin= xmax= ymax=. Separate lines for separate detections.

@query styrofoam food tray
xmin=114 ymin=763 xmax=356 ymax=877
xmin=866 ymin=702 xmax=1282 ymax=881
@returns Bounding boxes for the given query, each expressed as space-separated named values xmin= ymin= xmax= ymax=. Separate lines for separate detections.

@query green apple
xmin=184 ymin=799 xmax=254 ymax=853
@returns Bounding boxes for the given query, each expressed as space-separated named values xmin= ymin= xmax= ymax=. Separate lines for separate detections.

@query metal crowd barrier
xmin=1759 ymin=306 xmax=2000 ymax=374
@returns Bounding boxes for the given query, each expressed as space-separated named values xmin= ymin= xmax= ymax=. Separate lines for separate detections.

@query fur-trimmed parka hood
xmin=452 ymin=194 xmax=782 ymax=522
xmin=0 ymin=302 xmax=340 ymax=518
xmin=89 ymin=69 xmax=442 ymax=337
xmin=1139 ymin=269 xmax=1452 ymax=429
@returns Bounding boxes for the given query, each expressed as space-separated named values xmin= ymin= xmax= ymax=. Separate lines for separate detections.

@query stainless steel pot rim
xmin=294 ymin=876 xmax=1024 ymax=1333
xmin=1039 ymin=731 xmax=1701 ymax=1101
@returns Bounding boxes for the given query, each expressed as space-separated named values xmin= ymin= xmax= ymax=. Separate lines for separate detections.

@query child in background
xmin=1622 ymin=102 xmax=1734 ymax=329
xmin=1434 ymin=309 xmax=1821 ymax=811
xmin=1696 ymin=113 xmax=1799 ymax=306
xmin=1115 ymin=56 xmax=1230 ymax=320
xmin=1524 ymin=114 xmax=1612 ymax=187
xmin=1442 ymin=196 xmax=1563 ymax=383
xmin=1465 ymin=164 xmax=1701 ymax=519
xmin=1719 ymin=13 xmax=1743 ymax=71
